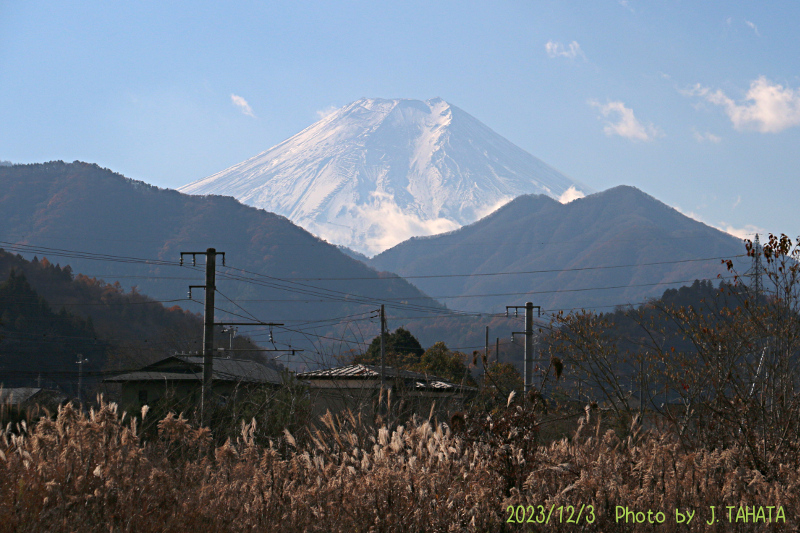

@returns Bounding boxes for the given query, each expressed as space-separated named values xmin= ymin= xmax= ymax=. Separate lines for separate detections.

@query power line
xmin=214 ymin=265 xmax=479 ymax=317
xmin=281 ymin=254 xmax=747 ymax=281
xmin=0 ymin=241 xmax=179 ymax=266
xmin=298 ymin=275 xmax=738 ymax=301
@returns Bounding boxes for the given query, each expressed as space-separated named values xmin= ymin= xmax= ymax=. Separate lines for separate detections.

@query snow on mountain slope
xmin=179 ymin=97 xmax=590 ymax=255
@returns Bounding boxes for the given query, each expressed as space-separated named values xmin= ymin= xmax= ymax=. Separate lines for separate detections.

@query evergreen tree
xmin=356 ymin=327 xmax=425 ymax=368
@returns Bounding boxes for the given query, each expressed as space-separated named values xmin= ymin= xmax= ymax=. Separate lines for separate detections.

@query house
xmin=105 ymin=354 xmax=283 ymax=408
xmin=297 ymin=363 xmax=475 ymax=418
xmin=0 ymin=387 xmax=67 ymax=409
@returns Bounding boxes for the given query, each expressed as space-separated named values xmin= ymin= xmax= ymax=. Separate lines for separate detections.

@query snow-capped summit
xmin=179 ymin=97 xmax=590 ymax=255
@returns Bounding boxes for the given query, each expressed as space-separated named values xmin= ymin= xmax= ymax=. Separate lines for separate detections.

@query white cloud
xmin=474 ymin=195 xmax=514 ymax=219
xmin=352 ymin=192 xmax=460 ymax=254
xmin=545 ymin=40 xmax=586 ymax=60
xmin=316 ymin=105 xmax=339 ymax=120
xmin=745 ymin=20 xmax=760 ymax=36
xmin=685 ymin=77 xmax=800 ymax=133
xmin=733 ymin=195 xmax=741 ymax=208
xmin=674 ymin=205 xmax=763 ymax=240
xmin=718 ymin=223 xmax=764 ymax=240
xmin=589 ymin=100 xmax=661 ymax=141
xmin=230 ymin=94 xmax=255 ymax=117
xmin=558 ymin=186 xmax=586 ymax=204
xmin=692 ymin=129 xmax=722 ymax=143
xmin=619 ymin=0 xmax=634 ymax=13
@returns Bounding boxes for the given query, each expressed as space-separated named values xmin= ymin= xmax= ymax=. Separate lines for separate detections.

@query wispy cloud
xmin=589 ymin=100 xmax=661 ymax=141
xmin=545 ymin=40 xmax=586 ymax=60
xmin=352 ymin=192 xmax=460 ymax=254
xmin=675 ymin=205 xmax=763 ymax=240
xmin=558 ymin=186 xmax=586 ymax=204
xmin=744 ymin=20 xmax=760 ymax=36
xmin=316 ymin=105 xmax=339 ymax=120
xmin=230 ymin=94 xmax=255 ymax=117
xmin=718 ymin=222 xmax=764 ymax=240
xmin=684 ymin=77 xmax=800 ymax=133
xmin=692 ymin=129 xmax=722 ymax=143
xmin=618 ymin=0 xmax=634 ymax=13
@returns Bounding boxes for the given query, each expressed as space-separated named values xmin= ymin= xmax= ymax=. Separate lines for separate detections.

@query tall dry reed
xmin=1 ymin=398 xmax=797 ymax=532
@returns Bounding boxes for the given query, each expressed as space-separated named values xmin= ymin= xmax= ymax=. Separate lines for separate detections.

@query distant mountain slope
xmin=179 ymin=97 xmax=590 ymax=255
xmin=0 ymin=162 xmax=445 ymax=360
xmin=369 ymin=186 xmax=748 ymax=313
xmin=0 ymin=249 xmax=279 ymax=389
xmin=0 ymin=269 xmax=104 ymax=391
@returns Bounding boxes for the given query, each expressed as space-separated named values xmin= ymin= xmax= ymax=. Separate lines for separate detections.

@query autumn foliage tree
xmin=543 ymin=234 xmax=800 ymax=475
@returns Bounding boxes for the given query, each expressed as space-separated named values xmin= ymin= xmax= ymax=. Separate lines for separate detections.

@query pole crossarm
xmin=213 ymin=322 xmax=285 ymax=327
xmin=218 ymin=348 xmax=304 ymax=353
xmin=180 ymin=251 xmax=225 ymax=266
xmin=187 ymin=285 xmax=206 ymax=299
xmin=506 ymin=304 xmax=541 ymax=317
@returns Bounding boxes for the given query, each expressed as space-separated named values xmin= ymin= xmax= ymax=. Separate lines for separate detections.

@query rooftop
xmin=105 ymin=355 xmax=283 ymax=385
xmin=297 ymin=364 xmax=474 ymax=391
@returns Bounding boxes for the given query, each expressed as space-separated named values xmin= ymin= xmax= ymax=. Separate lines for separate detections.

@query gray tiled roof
xmin=0 ymin=387 xmax=67 ymax=405
xmin=297 ymin=364 xmax=474 ymax=391
xmin=105 ymin=355 xmax=283 ymax=385
xmin=0 ymin=387 xmax=41 ymax=404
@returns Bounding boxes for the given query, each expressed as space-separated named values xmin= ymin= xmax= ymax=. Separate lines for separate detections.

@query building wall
xmin=305 ymin=378 xmax=467 ymax=420
xmin=119 ymin=380 xmax=247 ymax=411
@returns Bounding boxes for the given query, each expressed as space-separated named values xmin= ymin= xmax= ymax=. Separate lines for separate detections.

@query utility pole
xmin=484 ymin=325 xmax=489 ymax=379
xmin=750 ymin=234 xmax=763 ymax=302
xmin=380 ymin=304 xmax=386 ymax=390
xmin=483 ymin=326 xmax=489 ymax=374
xmin=222 ymin=326 xmax=238 ymax=354
xmin=181 ymin=248 xmax=225 ymax=425
xmin=76 ymin=354 xmax=88 ymax=402
xmin=508 ymin=302 xmax=540 ymax=395
xmin=496 ymin=337 xmax=500 ymax=365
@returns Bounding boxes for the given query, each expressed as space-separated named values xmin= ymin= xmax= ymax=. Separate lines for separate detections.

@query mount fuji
xmin=179 ymin=97 xmax=591 ymax=256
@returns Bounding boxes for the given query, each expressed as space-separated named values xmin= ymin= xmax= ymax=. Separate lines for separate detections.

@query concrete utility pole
xmin=508 ymin=302 xmax=541 ymax=395
xmin=496 ymin=337 xmax=500 ymax=365
xmin=484 ymin=325 xmax=489 ymax=379
xmin=380 ymin=304 xmax=386 ymax=390
xmin=76 ymin=354 xmax=88 ymax=402
xmin=181 ymin=248 xmax=225 ymax=425
xmin=750 ymin=234 xmax=763 ymax=302
xmin=222 ymin=326 xmax=238 ymax=354
xmin=524 ymin=302 xmax=533 ymax=393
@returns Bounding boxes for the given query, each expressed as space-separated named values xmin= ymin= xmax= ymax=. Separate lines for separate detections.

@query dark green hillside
xmin=0 ymin=162 xmax=443 ymax=361
xmin=0 ymin=270 xmax=104 ymax=392
xmin=0 ymin=250 xmax=273 ymax=394
xmin=370 ymin=186 xmax=747 ymax=313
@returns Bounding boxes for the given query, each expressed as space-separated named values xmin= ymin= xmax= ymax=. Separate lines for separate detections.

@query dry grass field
xmin=1 ymin=397 xmax=796 ymax=532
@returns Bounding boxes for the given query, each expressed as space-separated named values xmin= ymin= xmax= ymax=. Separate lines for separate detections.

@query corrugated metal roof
xmin=416 ymin=380 xmax=455 ymax=390
xmin=298 ymin=364 xmax=475 ymax=391
xmin=105 ymin=356 xmax=283 ymax=385
xmin=298 ymin=364 xmax=436 ymax=381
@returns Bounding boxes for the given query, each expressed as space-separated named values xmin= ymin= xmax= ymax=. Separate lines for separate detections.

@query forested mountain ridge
xmin=0 ymin=268 xmax=104 ymax=391
xmin=0 ymin=161 xmax=444 ymax=363
xmin=0 ymin=250 xmax=275 ymax=393
xmin=370 ymin=186 xmax=747 ymax=314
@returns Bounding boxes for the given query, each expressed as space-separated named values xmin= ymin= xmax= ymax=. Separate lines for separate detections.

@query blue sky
xmin=2 ymin=1 xmax=799 ymax=240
